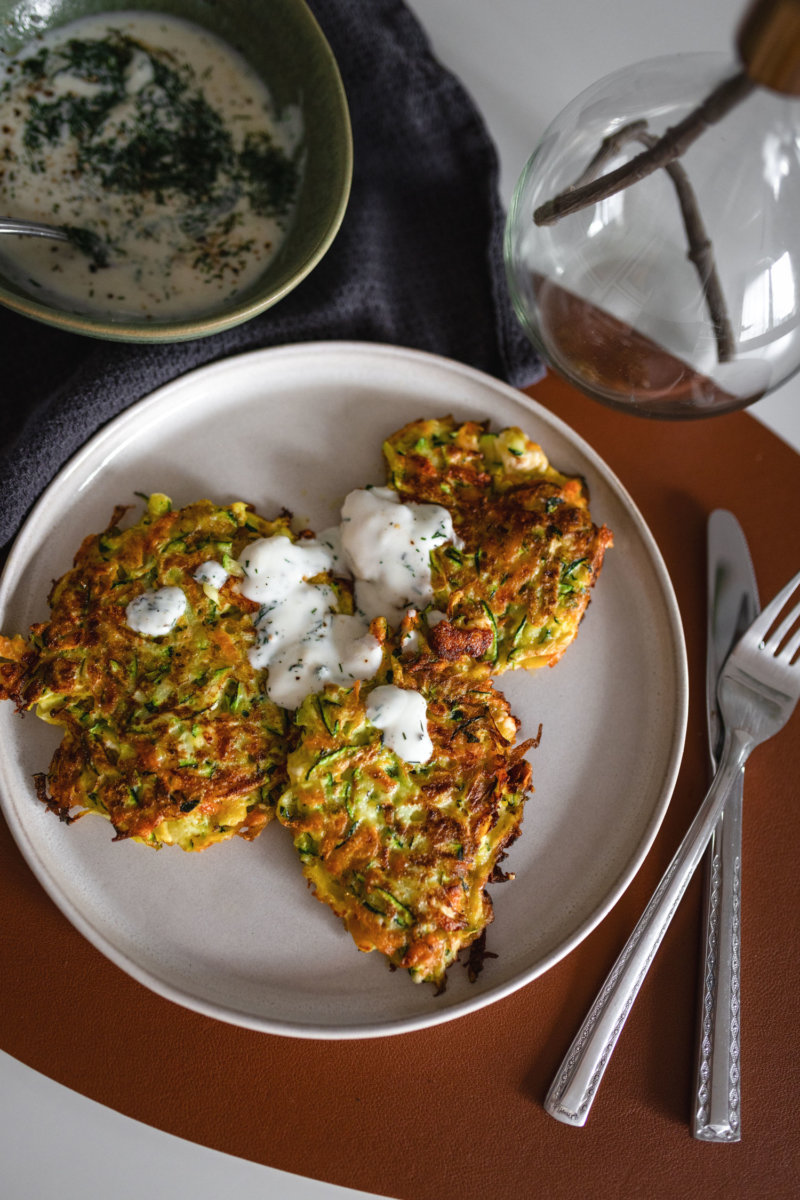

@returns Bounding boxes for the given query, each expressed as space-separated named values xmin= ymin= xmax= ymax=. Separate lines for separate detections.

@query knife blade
xmin=693 ymin=510 xmax=759 ymax=1142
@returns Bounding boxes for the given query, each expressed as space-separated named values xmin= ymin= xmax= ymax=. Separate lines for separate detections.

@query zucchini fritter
xmin=277 ymin=623 xmax=534 ymax=987
xmin=383 ymin=417 xmax=613 ymax=671
xmin=0 ymin=495 xmax=293 ymax=850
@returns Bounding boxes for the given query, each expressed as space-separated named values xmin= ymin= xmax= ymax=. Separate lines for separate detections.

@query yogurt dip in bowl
xmin=0 ymin=0 xmax=352 ymax=340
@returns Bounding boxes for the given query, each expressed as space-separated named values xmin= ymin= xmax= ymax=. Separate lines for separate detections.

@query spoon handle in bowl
xmin=0 ymin=217 xmax=69 ymax=241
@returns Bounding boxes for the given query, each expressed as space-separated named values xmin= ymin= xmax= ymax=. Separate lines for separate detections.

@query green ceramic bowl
xmin=0 ymin=0 xmax=352 ymax=341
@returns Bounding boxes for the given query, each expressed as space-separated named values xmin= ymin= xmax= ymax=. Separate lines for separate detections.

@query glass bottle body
xmin=505 ymin=53 xmax=800 ymax=418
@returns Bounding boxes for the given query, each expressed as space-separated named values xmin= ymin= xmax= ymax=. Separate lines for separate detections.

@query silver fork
xmin=545 ymin=569 xmax=800 ymax=1127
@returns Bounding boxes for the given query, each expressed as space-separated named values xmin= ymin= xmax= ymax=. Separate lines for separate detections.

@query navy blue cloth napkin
xmin=0 ymin=0 xmax=540 ymax=548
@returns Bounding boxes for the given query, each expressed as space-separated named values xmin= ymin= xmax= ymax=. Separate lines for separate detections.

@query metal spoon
xmin=0 ymin=217 xmax=109 ymax=267
xmin=0 ymin=216 xmax=71 ymax=242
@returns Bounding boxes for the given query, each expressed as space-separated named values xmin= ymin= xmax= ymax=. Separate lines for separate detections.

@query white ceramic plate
xmin=0 ymin=342 xmax=687 ymax=1038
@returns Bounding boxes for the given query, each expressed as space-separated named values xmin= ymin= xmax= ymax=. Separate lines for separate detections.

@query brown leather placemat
xmin=2 ymin=369 xmax=799 ymax=1199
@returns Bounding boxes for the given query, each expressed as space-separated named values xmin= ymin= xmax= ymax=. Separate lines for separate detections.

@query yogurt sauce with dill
xmin=230 ymin=487 xmax=461 ymax=762
xmin=121 ymin=487 xmax=460 ymax=760
xmin=0 ymin=12 xmax=302 ymax=318
xmin=125 ymin=586 xmax=186 ymax=636
xmin=365 ymin=684 xmax=433 ymax=765
xmin=340 ymin=486 xmax=462 ymax=626
xmin=238 ymin=535 xmax=384 ymax=711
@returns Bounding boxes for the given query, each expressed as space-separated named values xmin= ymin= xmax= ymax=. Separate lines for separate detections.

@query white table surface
xmin=3 ymin=2 xmax=799 ymax=1197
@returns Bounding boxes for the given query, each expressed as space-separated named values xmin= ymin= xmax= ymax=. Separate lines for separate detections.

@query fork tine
xmin=750 ymin=570 xmax=800 ymax=647
xmin=782 ymin=628 xmax=800 ymax=664
xmin=768 ymin=595 xmax=800 ymax=653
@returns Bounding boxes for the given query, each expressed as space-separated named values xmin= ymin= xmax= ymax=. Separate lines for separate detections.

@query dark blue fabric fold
xmin=0 ymin=0 xmax=541 ymax=548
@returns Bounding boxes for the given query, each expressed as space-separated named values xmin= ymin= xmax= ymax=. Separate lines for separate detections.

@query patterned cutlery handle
xmin=693 ymin=777 xmax=743 ymax=1141
xmin=544 ymin=742 xmax=748 ymax=1126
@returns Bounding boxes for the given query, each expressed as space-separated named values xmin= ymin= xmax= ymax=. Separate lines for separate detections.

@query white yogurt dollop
xmin=238 ymin=536 xmax=382 ymax=709
xmin=340 ymin=487 xmax=460 ymax=625
xmin=234 ymin=486 xmax=460 ymax=722
xmin=125 ymin=587 xmax=186 ymax=636
xmin=193 ymin=560 xmax=228 ymax=588
xmin=366 ymin=684 xmax=433 ymax=765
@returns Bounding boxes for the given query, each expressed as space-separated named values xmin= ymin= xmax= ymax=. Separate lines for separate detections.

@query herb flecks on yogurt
xmin=366 ymin=684 xmax=433 ymax=765
xmin=239 ymin=536 xmax=383 ymax=712
xmin=0 ymin=13 xmax=302 ymax=318
xmin=125 ymin=586 xmax=186 ymax=637
xmin=193 ymin=560 xmax=228 ymax=589
xmin=230 ymin=488 xmax=461 ymax=763
xmin=340 ymin=487 xmax=462 ymax=626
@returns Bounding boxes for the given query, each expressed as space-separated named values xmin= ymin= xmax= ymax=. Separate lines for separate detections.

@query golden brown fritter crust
xmin=383 ymin=416 xmax=613 ymax=671
xmin=0 ymin=495 xmax=293 ymax=850
xmin=277 ymin=620 xmax=535 ymax=987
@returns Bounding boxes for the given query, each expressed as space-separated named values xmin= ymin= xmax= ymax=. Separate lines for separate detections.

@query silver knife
xmin=693 ymin=510 xmax=759 ymax=1141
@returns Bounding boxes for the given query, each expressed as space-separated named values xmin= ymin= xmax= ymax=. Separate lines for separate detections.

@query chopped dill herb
xmin=239 ymin=130 xmax=299 ymax=218
xmin=0 ymin=18 xmax=302 ymax=309
xmin=10 ymin=31 xmax=297 ymax=222
xmin=61 ymin=223 xmax=110 ymax=268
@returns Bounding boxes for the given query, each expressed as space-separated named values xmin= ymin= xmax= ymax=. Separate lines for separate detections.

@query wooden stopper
xmin=737 ymin=0 xmax=800 ymax=95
